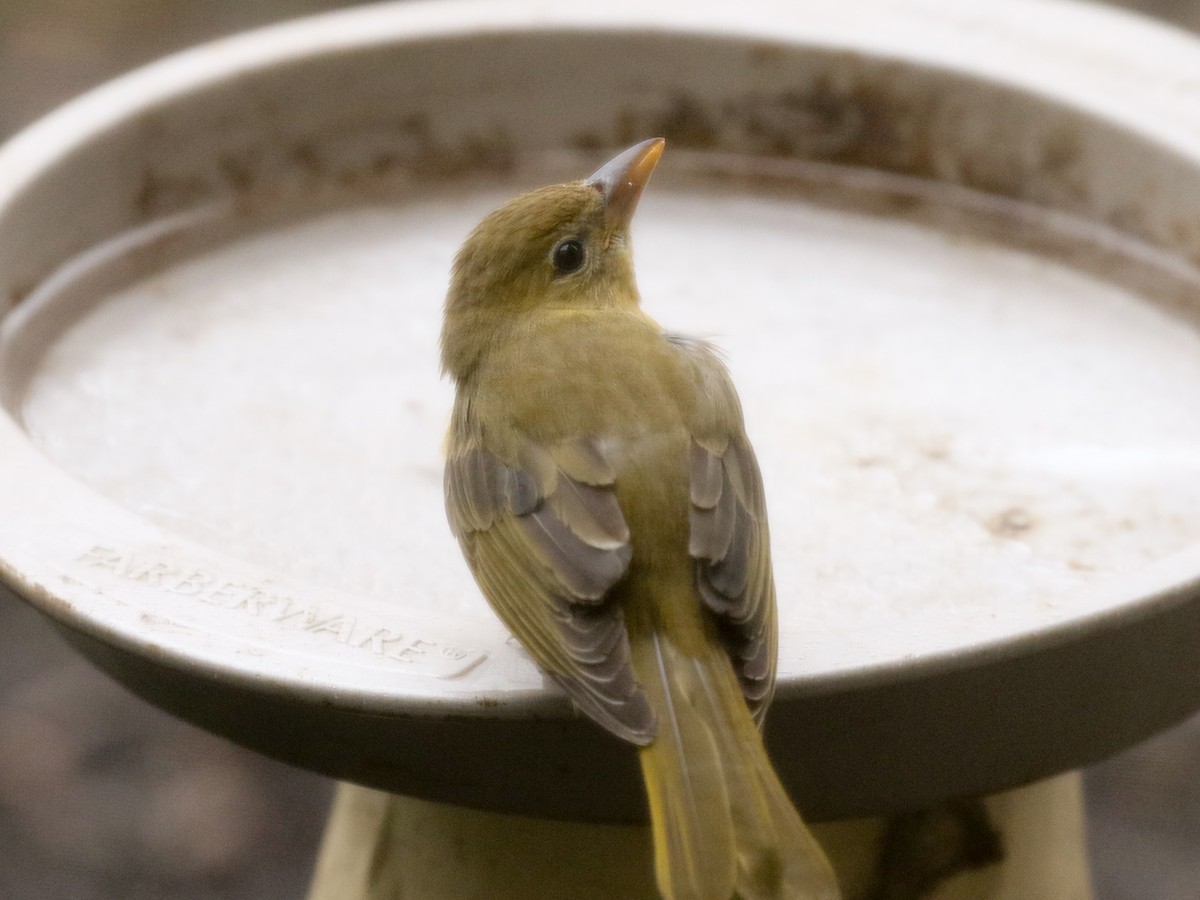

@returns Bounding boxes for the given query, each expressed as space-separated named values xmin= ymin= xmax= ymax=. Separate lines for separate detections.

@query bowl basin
xmin=2 ymin=0 xmax=1200 ymax=821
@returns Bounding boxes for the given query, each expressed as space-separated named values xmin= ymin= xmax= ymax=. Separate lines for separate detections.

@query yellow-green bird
xmin=441 ymin=138 xmax=840 ymax=900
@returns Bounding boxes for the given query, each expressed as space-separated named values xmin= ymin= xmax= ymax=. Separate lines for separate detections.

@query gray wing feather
xmin=446 ymin=440 xmax=655 ymax=744
xmin=688 ymin=436 xmax=778 ymax=722
xmin=517 ymin=506 xmax=632 ymax=601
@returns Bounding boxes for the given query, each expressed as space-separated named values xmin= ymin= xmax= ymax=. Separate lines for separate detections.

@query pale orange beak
xmin=586 ymin=138 xmax=665 ymax=235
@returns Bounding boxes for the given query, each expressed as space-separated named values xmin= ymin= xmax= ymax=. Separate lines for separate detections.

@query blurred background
xmin=0 ymin=1 xmax=1198 ymax=898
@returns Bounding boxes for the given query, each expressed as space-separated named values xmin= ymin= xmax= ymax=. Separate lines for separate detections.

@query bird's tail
xmin=634 ymin=633 xmax=841 ymax=900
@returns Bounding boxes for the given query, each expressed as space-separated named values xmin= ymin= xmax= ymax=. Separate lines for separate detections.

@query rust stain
xmin=596 ymin=57 xmax=1096 ymax=223
xmin=86 ymin=51 xmax=1196 ymax=329
xmin=5 ymin=279 xmax=36 ymax=309
xmin=646 ymin=94 xmax=721 ymax=150
xmin=131 ymin=107 xmax=517 ymax=222
xmin=989 ymin=507 xmax=1035 ymax=538
xmin=570 ymin=130 xmax=607 ymax=154
xmin=125 ymin=53 xmax=1096 ymax=233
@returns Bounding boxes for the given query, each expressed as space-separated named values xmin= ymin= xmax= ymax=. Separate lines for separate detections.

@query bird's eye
xmin=552 ymin=239 xmax=586 ymax=276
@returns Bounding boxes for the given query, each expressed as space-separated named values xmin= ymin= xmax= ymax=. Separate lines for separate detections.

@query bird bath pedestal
xmin=2 ymin=1 xmax=1200 ymax=897
xmin=306 ymin=777 xmax=1089 ymax=898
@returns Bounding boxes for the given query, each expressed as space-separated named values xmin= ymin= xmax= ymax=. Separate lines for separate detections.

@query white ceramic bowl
xmin=2 ymin=0 xmax=1200 ymax=821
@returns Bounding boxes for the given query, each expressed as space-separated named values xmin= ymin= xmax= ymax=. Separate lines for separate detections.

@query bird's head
xmin=441 ymin=138 xmax=664 ymax=379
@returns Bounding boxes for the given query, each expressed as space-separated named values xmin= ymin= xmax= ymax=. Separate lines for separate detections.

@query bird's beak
xmin=586 ymin=138 xmax=665 ymax=236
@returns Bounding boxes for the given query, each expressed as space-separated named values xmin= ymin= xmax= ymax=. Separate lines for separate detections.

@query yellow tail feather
xmin=636 ymin=634 xmax=841 ymax=900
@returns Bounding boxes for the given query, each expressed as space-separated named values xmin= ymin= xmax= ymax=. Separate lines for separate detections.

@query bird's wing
xmin=674 ymin=335 xmax=779 ymax=723
xmin=446 ymin=434 xmax=656 ymax=744
xmin=689 ymin=432 xmax=778 ymax=722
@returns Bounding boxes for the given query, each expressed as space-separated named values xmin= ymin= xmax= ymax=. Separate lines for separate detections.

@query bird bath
xmin=2 ymin=0 xmax=1199 ymax=895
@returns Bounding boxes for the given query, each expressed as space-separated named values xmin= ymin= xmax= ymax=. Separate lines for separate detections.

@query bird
xmin=440 ymin=138 xmax=841 ymax=900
